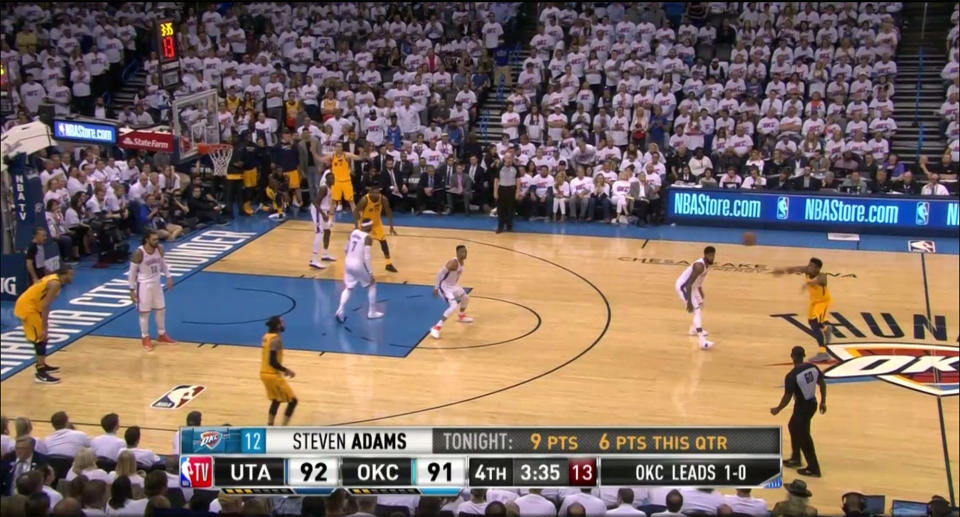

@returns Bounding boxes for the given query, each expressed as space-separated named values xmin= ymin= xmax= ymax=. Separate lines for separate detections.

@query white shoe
xmin=309 ymin=261 xmax=326 ymax=269
xmin=489 ymin=208 xmax=498 ymax=217
xmin=457 ymin=314 xmax=474 ymax=323
xmin=430 ymin=326 xmax=441 ymax=339
xmin=335 ymin=312 xmax=345 ymax=324
xmin=689 ymin=326 xmax=709 ymax=336
xmin=367 ymin=311 xmax=384 ymax=319
xmin=321 ymin=254 xmax=337 ymax=261
xmin=278 ymin=212 xmax=286 ymax=220
xmin=268 ymin=213 xmax=280 ymax=220
xmin=700 ymin=340 xmax=715 ymax=350
xmin=336 ymin=204 xmax=343 ymax=212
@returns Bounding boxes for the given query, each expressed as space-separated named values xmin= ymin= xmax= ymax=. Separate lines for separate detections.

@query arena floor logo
xmin=620 ymin=257 xmax=858 ymax=278
xmin=771 ymin=311 xmax=958 ymax=396
xmin=824 ymin=343 xmax=958 ymax=397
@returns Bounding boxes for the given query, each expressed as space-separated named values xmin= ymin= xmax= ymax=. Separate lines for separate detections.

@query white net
xmin=203 ymin=145 xmax=233 ymax=177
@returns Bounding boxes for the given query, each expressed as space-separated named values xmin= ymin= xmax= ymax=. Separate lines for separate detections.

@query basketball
xmin=742 ymin=232 xmax=757 ymax=246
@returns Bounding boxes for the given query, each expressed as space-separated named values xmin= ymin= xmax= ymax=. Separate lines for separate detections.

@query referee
xmin=494 ymin=153 xmax=519 ymax=233
xmin=771 ymin=345 xmax=826 ymax=478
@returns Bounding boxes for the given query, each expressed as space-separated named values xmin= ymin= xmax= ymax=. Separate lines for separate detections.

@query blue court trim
xmin=334 ymin=211 xmax=960 ymax=255
xmin=91 ymin=271 xmax=453 ymax=358
xmin=0 ymin=218 xmax=276 ymax=381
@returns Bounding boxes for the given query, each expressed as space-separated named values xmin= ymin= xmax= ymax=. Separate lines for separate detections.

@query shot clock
xmin=178 ymin=426 xmax=782 ymax=494
xmin=155 ymin=18 xmax=182 ymax=89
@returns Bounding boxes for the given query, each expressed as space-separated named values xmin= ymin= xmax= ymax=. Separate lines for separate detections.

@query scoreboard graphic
xmin=179 ymin=427 xmax=782 ymax=494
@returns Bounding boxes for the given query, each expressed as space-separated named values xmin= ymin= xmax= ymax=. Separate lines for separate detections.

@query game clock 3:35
xmin=516 ymin=459 xmax=567 ymax=485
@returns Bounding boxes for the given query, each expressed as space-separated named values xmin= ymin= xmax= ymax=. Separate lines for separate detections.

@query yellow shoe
xmin=243 ymin=202 xmax=254 ymax=215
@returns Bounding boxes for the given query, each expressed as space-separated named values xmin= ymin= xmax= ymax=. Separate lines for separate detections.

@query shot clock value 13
xmin=157 ymin=19 xmax=178 ymax=63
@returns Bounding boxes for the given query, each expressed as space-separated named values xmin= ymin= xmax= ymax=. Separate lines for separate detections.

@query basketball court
xmin=1 ymin=217 xmax=957 ymax=505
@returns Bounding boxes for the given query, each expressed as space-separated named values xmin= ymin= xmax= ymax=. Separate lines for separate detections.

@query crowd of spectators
xmin=941 ymin=5 xmax=960 ymax=162
xmin=4 ymin=413 xmax=956 ymax=517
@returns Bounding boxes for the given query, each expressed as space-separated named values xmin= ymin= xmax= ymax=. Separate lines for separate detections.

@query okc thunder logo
xmin=825 ymin=343 xmax=958 ymax=397
xmin=199 ymin=431 xmax=222 ymax=450
xmin=915 ymin=202 xmax=930 ymax=225
xmin=776 ymin=197 xmax=789 ymax=220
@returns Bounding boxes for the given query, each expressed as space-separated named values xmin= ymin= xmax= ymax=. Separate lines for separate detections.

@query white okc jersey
xmin=343 ymin=229 xmax=373 ymax=289
xmin=309 ymin=191 xmax=332 ymax=232
xmin=675 ymin=257 xmax=708 ymax=308
xmin=138 ymin=246 xmax=165 ymax=284
xmin=437 ymin=258 xmax=466 ymax=302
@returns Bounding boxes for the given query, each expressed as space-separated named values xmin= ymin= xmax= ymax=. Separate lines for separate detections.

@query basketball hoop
xmin=197 ymin=143 xmax=233 ymax=177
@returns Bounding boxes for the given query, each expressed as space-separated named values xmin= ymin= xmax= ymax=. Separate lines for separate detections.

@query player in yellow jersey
xmin=13 ymin=265 xmax=74 ymax=384
xmin=774 ymin=258 xmax=833 ymax=363
xmin=355 ymin=182 xmax=399 ymax=272
xmin=315 ymin=143 xmax=364 ymax=223
xmin=260 ymin=315 xmax=297 ymax=426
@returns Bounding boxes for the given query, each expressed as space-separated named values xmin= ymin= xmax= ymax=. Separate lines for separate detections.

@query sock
xmin=337 ymin=288 xmax=352 ymax=315
xmin=385 ymin=257 xmax=393 ymax=265
xmin=312 ymin=232 xmax=323 ymax=260
xmin=156 ymin=309 xmax=166 ymax=335
xmin=367 ymin=284 xmax=377 ymax=310
xmin=693 ymin=307 xmax=703 ymax=333
xmin=139 ymin=312 xmax=150 ymax=338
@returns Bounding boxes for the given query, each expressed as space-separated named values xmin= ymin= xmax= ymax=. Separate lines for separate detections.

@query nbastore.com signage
xmin=53 ymin=119 xmax=117 ymax=145
xmin=666 ymin=189 xmax=959 ymax=237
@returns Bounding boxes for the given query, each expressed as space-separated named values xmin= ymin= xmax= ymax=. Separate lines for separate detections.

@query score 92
xmin=415 ymin=458 xmax=466 ymax=486
xmin=286 ymin=458 xmax=339 ymax=487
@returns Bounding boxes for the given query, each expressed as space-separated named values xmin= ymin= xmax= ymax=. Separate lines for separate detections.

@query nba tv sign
xmin=825 ymin=343 xmax=958 ymax=397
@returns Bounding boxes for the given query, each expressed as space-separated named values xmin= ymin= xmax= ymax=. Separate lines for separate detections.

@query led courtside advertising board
xmin=52 ymin=119 xmax=117 ymax=145
xmin=667 ymin=189 xmax=959 ymax=236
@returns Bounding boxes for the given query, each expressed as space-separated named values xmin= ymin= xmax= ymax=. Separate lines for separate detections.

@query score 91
xmin=415 ymin=458 xmax=466 ymax=486
xmin=286 ymin=458 xmax=339 ymax=487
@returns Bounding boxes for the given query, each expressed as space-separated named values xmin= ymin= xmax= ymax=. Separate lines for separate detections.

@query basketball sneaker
xmin=430 ymin=325 xmax=442 ymax=339
xmin=142 ymin=336 xmax=155 ymax=352
xmin=38 ymin=364 xmax=60 ymax=373
xmin=157 ymin=334 xmax=177 ymax=344
xmin=309 ymin=261 xmax=327 ymax=269
xmin=457 ymin=313 xmax=474 ymax=323
xmin=321 ymin=254 xmax=337 ymax=261
xmin=268 ymin=212 xmax=281 ymax=220
xmin=810 ymin=352 xmax=833 ymax=363
xmin=335 ymin=312 xmax=346 ymax=324
xmin=35 ymin=371 xmax=60 ymax=384
xmin=243 ymin=202 xmax=254 ymax=215
xmin=368 ymin=311 xmax=384 ymax=319
xmin=385 ymin=264 xmax=398 ymax=273
xmin=700 ymin=339 xmax=715 ymax=350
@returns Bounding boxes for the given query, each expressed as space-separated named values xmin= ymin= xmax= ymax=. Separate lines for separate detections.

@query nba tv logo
xmin=180 ymin=456 xmax=213 ymax=488
xmin=915 ymin=202 xmax=930 ymax=226
xmin=776 ymin=197 xmax=790 ymax=220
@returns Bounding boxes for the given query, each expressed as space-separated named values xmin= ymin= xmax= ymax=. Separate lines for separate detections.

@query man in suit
xmin=296 ymin=128 xmax=322 ymax=198
xmin=379 ymin=156 xmax=409 ymax=213
xmin=768 ymin=170 xmax=793 ymax=190
xmin=416 ymin=165 xmax=445 ymax=214
xmin=3 ymin=437 xmax=48 ymax=495
xmin=445 ymin=162 xmax=474 ymax=215
xmin=465 ymin=154 xmax=491 ymax=211
xmin=790 ymin=167 xmax=822 ymax=191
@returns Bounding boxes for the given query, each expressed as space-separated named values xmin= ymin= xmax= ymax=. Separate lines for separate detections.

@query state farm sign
xmin=119 ymin=130 xmax=174 ymax=153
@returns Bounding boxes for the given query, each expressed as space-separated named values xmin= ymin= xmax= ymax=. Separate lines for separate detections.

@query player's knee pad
xmin=34 ymin=341 xmax=47 ymax=357
xmin=269 ymin=400 xmax=281 ymax=415
xmin=285 ymin=398 xmax=298 ymax=416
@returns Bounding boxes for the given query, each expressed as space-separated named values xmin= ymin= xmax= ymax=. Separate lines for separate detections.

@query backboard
xmin=171 ymin=89 xmax=220 ymax=164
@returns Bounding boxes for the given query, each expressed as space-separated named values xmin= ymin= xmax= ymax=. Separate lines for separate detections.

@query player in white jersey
xmin=129 ymin=230 xmax=176 ymax=351
xmin=675 ymin=245 xmax=715 ymax=349
xmin=430 ymin=245 xmax=473 ymax=339
xmin=309 ymin=173 xmax=337 ymax=269
xmin=335 ymin=219 xmax=384 ymax=322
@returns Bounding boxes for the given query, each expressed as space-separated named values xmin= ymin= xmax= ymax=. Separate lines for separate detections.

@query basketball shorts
xmin=260 ymin=373 xmax=296 ymax=403
xmin=15 ymin=309 xmax=43 ymax=343
xmin=808 ymin=301 xmax=831 ymax=324
xmin=137 ymin=281 xmax=165 ymax=312
xmin=675 ymin=282 xmax=703 ymax=310
xmin=369 ymin=221 xmax=385 ymax=241
xmin=243 ymin=169 xmax=258 ymax=188
xmin=315 ymin=212 xmax=333 ymax=232
xmin=344 ymin=262 xmax=373 ymax=289
xmin=284 ymin=169 xmax=301 ymax=190
xmin=438 ymin=285 xmax=466 ymax=303
xmin=332 ymin=181 xmax=354 ymax=202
